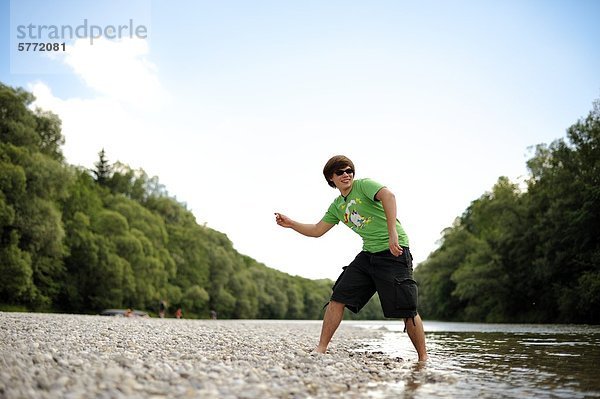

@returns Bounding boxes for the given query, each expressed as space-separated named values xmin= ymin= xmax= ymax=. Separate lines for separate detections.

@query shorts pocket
xmin=395 ymin=278 xmax=418 ymax=312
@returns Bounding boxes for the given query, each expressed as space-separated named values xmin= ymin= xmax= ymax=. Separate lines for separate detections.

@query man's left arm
xmin=375 ymin=187 xmax=403 ymax=256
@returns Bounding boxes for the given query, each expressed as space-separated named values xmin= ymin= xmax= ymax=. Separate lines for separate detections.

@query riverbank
xmin=0 ymin=312 xmax=415 ymax=398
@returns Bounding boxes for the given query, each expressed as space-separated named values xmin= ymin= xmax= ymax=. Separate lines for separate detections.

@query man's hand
xmin=275 ymin=212 xmax=293 ymax=228
xmin=389 ymin=235 xmax=403 ymax=257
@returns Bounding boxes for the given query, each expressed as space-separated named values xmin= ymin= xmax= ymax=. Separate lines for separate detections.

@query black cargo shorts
xmin=330 ymin=247 xmax=418 ymax=319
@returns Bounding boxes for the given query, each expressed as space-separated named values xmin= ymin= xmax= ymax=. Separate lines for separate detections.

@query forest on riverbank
xmin=0 ymin=82 xmax=387 ymax=319
xmin=415 ymin=99 xmax=599 ymax=324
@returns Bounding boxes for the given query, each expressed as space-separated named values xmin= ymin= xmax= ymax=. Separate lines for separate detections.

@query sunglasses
xmin=334 ymin=168 xmax=354 ymax=176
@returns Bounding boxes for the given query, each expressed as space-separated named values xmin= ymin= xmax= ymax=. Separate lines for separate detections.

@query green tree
xmin=93 ymin=148 xmax=111 ymax=186
xmin=416 ymin=99 xmax=600 ymax=324
xmin=0 ymin=84 xmax=70 ymax=308
xmin=181 ymin=285 xmax=210 ymax=316
xmin=0 ymin=232 xmax=34 ymax=302
xmin=34 ymin=109 xmax=64 ymax=161
xmin=522 ymin=100 xmax=600 ymax=322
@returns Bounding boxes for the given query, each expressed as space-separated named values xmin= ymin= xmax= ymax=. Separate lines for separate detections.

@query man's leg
xmin=405 ymin=314 xmax=428 ymax=361
xmin=315 ymin=300 xmax=346 ymax=353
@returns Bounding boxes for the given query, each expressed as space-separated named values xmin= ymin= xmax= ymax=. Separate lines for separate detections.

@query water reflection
xmin=353 ymin=321 xmax=600 ymax=398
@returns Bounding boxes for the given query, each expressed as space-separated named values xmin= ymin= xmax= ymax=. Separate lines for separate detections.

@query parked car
xmin=100 ymin=309 xmax=150 ymax=318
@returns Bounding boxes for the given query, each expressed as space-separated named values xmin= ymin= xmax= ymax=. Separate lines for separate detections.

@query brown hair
xmin=323 ymin=155 xmax=355 ymax=188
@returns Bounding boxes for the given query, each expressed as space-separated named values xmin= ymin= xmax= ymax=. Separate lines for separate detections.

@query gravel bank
xmin=0 ymin=312 xmax=415 ymax=398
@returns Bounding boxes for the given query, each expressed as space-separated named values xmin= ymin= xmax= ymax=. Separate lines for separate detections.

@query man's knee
xmin=403 ymin=316 xmax=417 ymax=332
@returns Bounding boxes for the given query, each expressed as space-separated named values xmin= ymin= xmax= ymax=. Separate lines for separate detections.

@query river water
xmin=349 ymin=320 xmax=600 ymax=398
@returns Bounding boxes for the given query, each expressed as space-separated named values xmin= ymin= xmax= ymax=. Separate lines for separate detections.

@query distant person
xmin=275 ymin=155 xmax=428 ymax=361
xmin=175 ymin=308 xmax=182 ymax=319
xmin=159 ymin=300 xmax=166 ymax=318
xmin=125 ymin=308 xmax=133 ymax=318
xmin=210 ymin=310 xmax=217 ymax=320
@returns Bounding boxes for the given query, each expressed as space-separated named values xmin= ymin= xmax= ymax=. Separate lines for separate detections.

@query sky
xmin=2 ymin=0 xmax=599 ymax=280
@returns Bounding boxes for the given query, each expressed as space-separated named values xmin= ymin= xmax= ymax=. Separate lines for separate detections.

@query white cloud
xmin=29 ymin=37 xmax=167 ymax=171
xmin=63 ymin=38 xmax=166 ymax=110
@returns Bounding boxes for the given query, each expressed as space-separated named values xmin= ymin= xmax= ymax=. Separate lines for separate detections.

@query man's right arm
xmin=275 ymin=213 xmax=335 ymax=237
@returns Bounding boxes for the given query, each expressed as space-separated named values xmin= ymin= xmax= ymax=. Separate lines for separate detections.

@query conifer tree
xmin=93 ymin=148 xmax=111 ymax=186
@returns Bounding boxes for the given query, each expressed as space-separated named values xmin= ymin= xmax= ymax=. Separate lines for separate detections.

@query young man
xmin=275 ymin=155 xmax=428 ymax=361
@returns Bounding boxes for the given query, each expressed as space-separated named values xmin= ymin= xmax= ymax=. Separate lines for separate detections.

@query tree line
xmin=415 ymin=99 xmax=600 ymax=324
xmin=0 ymin=82 xmax=385 ymax=319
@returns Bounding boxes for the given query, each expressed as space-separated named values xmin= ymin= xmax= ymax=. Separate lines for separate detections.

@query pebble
xmin=0 ymin=312 xmax=414 ymax=398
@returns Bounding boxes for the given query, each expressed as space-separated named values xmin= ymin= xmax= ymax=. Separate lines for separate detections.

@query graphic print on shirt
xmin=342 ymin=199 xmax=371 ymax=230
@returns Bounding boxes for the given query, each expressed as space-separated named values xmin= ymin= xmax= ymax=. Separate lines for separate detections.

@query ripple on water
xmin=352 ymin=321 xmax=600 ymax=398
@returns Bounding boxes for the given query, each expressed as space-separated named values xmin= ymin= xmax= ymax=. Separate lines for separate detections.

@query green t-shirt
xmin=322 ymin=178 xmax=409 ymax=252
